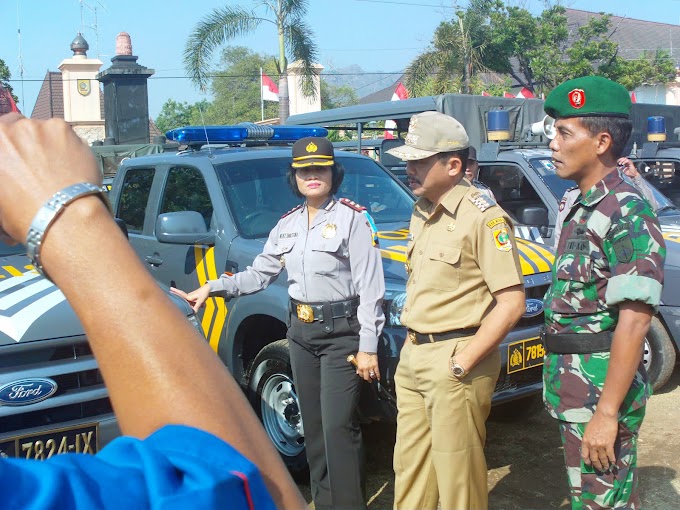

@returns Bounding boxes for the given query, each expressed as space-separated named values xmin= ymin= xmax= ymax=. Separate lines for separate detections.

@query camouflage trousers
xmin=558 ymin=407 xmax=646 ymax=510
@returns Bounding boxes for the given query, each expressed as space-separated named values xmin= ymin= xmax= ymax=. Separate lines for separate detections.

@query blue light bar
xmin=647 ymin=116 xmax=666 ymax=142
xmin=165 ymin=124 xmax=328 ymax=144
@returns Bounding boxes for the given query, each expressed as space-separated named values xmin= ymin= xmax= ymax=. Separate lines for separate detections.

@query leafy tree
xmin=320 ymin=79 xmax=358 ymax=110
xmin=155 ymin=99 xmax=211 ymax=133
xmin=202 ymin=46 xmax=279 ymax=124
xmin=0 ymin=58 xmax=19 ymax=104
xmin=184 ymin=0 xmax=318 ymax=123
xmin=405 ymin=0 xmax=507 ymax=96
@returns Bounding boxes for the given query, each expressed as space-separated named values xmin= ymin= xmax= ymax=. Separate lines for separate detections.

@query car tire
xmin=644 ymin=317 xmax=676 ymax=391
xmin=489 ymin=394 xmax=543 ymax=423
xmin=249 ymin=339 xmax=308 ymax=476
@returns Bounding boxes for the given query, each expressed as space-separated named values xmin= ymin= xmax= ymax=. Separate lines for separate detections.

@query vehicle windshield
xmin=528 ymin=157 xmax=678 ymax=215
xmin=215 ymin=154 xmax=415 ymax=238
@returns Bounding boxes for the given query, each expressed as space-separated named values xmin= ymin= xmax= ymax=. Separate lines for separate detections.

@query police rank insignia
xmin=321 ymin=223 xmax=337 ymax=239
xmin=493 ymin=228 xmax=512 ymax=251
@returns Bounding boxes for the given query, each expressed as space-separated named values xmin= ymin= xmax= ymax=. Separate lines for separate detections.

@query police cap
xmin=544 ymin=76 xmax=632 ymax=119
xmin=291 ymin=137 xmax=335 ymax=168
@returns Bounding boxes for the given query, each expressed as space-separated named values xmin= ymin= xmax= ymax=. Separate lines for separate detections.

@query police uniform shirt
xmin=2 ymin=425 xmax=275 ymax=509
xmin=400 ymin=179 xmax=523 ymax=334
xmin=208 ymin=197 xmax=385 ymax=352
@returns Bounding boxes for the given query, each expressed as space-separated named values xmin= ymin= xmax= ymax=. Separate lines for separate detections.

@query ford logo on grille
xmin=523 ymin=298 xmax=544 ymax=318
xmin=0 ymin=378 xmax=58 ymax=407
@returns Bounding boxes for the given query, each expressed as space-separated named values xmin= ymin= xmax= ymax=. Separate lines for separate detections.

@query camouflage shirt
xmin=543 ymin=169 xmax=666 ymax=422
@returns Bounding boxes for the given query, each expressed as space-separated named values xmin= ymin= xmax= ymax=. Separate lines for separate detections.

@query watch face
xmin=453 ymin=366 xmax=465 ymax=377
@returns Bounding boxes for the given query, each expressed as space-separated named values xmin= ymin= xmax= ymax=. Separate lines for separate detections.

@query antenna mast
xmin=16 ymin=1 xmax=25 ymax=106
xmin=79 ymin=0 xmax=108 ymax=59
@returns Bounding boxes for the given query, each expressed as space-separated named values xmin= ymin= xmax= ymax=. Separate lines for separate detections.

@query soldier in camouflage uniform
xmin=543 ymin=76 xmax=666 ymax=509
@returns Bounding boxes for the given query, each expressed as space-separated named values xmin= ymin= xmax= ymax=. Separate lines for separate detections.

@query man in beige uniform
xmin=386 ymin=111 xmax=526 ymax=510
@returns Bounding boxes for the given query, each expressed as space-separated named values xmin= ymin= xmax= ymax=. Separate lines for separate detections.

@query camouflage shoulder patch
xmin=281 ymin=204 xmax=302 ymax=219
xmin=486 ymin=217 xmax=506 ymax=229
xmin=469 ymin=191 xmax=496 ymax=212
xmin=609 ymin=222 xmax=635 ymax=262
xmin=339 ymin=197 xmax=367 ymax=212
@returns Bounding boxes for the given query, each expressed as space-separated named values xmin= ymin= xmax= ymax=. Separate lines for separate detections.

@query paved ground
xmin=298 ymin=369 xmax=680 ymax=509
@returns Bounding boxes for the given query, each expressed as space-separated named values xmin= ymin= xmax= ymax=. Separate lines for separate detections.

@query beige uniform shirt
xmin=401 ymin=180 xmax=523 ymax=334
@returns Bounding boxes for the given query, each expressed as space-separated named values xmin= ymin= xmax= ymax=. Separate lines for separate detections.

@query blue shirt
xmin=1 ymin=425 xmax=276 ymax=509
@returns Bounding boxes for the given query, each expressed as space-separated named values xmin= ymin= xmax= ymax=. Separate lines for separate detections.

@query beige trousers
xmin=393 ymin=337 xmax=500 ymax=510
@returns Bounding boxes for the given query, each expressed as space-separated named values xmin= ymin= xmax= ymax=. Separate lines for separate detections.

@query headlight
xmin=387 ymin=292 xmax=408 ymax=327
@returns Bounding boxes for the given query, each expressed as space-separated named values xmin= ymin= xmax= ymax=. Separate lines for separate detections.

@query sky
xmin=2 ymin=0 xmax=680 ymax=119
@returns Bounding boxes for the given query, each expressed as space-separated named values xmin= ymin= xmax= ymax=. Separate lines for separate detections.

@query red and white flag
xmin=385 ymin=82 xmax=409 ymax=139
xmin=630 ymin=91 xmax=637 ymax=104
xmin=261 ymin=71 xmax=279 ymax=102
xmin=481 ymin=91 xmax=491 ymax=97
xmin=517 ymin=87 xmax=535 ymax=99
xmin=0 ymin=84 xmax=21 ymax=115
xmin=503 ymin=91 xmax=516 ymax=98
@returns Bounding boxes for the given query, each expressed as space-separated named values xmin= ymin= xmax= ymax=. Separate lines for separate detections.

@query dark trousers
xmin=287 ymin=314 xmax=366 ymax=510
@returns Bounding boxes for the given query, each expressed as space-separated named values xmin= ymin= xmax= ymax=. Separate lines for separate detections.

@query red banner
xmin=0 ymin=84 xmax=21 ymax=115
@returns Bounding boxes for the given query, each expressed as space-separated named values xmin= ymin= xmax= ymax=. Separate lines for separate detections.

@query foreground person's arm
xmin=0 ymin=115 xmax=305 ymax=509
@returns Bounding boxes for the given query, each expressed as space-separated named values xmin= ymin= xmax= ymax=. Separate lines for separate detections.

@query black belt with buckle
xmin=543 ymin=330 xmax=613 ymax=354
xmin=290 ymin=298 xmax=360 ymax=324
xmin=408 ymin=327 xmax=479 ymax=345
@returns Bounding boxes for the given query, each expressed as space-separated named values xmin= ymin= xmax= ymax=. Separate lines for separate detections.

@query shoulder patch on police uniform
xmin=281 ymin=204 xmax=302 ymax=218
xmin=492 ymin=227 xmax=512 ymax=251
xmin=363 ymin=211 xmax=379 ymax=246
xmin=339 ymin=197 xmax=366 ymax=212
xmin=486 ymin=217 xmax=506 ymax=229
xmin=468 ymin=191 xmax=495 ymax=212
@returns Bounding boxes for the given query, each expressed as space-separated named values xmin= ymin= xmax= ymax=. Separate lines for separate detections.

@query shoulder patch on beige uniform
xmin=468 ymin=191 xmax=496 ymax=212
xmin=486 ymin=217 xmax=506 ymax=229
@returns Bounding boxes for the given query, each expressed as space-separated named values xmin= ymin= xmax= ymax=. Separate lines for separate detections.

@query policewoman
xmin=174 ymin=137 xmax=385 ymax=510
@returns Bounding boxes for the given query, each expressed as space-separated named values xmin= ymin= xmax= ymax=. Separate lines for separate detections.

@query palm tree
xmin=184 ymin=0 xmax=318 ymax=123
xmin=405 ymin=0 xmax=497 ymax=97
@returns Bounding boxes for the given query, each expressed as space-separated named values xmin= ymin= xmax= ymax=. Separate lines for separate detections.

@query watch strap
xmin=26 ymin=182 xmax=110 ymax=280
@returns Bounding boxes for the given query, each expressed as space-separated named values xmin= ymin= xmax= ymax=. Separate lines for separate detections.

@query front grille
xmin=0 ymin=337 xmax=112 ymax=434
xmin=515 ymin=283 xmax=550 ymax=329
xmin=495 ymin=365 xmax=543 ymax=392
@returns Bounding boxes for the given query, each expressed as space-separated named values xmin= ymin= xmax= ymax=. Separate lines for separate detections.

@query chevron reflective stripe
xmin=516 ymin=239 xmax=554 ymax=274
xmin=193 ymin=246 xmax=228 ymax=353
xmin=0 ymin=271 xmax=66 ymax=342
xmin=514 ymin=226 xmax=545 ymax=244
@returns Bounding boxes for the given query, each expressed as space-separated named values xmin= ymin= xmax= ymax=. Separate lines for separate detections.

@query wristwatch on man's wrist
xmin=26 ymin=182 xmax=110 ymax=280
xmin=449 ymin=356 xmax=467 ymax=378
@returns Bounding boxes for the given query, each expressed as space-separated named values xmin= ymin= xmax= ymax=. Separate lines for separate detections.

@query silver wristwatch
xmin=26 ymin=182 xmax=109 ymax=279
xmin=449 ymin=356 xmax=467 ymax=378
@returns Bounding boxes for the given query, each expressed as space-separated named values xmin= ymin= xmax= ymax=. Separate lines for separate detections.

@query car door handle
xmin=145 ymin=255 xmax=163 ymax=266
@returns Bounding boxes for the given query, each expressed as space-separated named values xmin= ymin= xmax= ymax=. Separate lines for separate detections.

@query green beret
xmin=544 ymin=76 xmax=632 ymax=119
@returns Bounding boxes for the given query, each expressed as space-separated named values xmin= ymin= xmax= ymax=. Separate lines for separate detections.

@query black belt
xmin=543 ymin=330 xmax=613 ymax=354
xmin=408 ymin=327 xmax=479 ymax=345
xmin=289 ymin=298 xmax=359 ymax=324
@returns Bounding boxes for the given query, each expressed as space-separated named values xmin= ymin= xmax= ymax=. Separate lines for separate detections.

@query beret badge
xmin=568 ymin=89 xmax=585 ymax=109
xmin=305 ymin=141 xmax=318 ymax=153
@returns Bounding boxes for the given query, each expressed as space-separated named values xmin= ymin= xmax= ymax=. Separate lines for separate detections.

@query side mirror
xmin=155 ymin=211 xmax=215 ymax=245
xmin=516 ymin=206 xmax=548 ymax=227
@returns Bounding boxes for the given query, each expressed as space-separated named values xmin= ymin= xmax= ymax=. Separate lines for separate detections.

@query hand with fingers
xmin=171 ymin=284 xmax=211 ymax=313
xmin=617 ymin=157 xmax=639 ymax=179
xmin=581 ymin=411 xmax=619 ymax=472
xmin=355 ymin=351 xmax=380 ymax=382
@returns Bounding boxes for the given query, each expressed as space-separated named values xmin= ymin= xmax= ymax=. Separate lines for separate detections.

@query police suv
xmin=0 ymin=240 xmax=199 ymax=460
xmin=107 ymin=123 xmax=554 ymax=473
